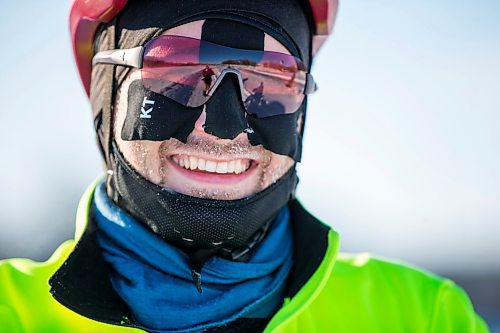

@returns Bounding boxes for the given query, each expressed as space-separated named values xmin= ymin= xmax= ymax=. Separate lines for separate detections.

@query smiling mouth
xmin=171 ymin=154 xmax=254 ymax=175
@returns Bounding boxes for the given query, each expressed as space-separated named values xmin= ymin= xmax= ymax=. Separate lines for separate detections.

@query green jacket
xmin=0 ymin=181 xmax=490 ymax=333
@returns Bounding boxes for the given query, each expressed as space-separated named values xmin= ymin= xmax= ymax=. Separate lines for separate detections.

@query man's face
xmin=114 ymin=21 xmax=296 ymax=201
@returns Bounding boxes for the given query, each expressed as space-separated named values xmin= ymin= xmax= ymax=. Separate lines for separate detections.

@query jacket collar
xmin=49 ymin=179 xmax=338 ymax=328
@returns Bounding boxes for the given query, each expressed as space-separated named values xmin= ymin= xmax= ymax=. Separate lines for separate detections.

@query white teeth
xmin=234 ymin=160 xmax=242 ymax=174
xmin=189 ymin=156 xmax=198 ymax=170
xmin=198 ymin=158 xmax=206 ymax=171
xmin=205 ymin=160 xmax=217 ymax=173
xmin=216 ymin=162 xmax=228 ymax=174
xmin=173 ymin=155 xmax=251 ymax=174
xmin=227 ymin=161 xmax=235 ymax=173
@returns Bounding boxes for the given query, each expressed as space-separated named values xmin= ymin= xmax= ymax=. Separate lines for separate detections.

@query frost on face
xmin=271 ymin=163 xmax=285 ymax=184
xmin=133 ymin=141 xmax=151 ymax=174
xmin=123 ymin=135 xmax=295 ymax=200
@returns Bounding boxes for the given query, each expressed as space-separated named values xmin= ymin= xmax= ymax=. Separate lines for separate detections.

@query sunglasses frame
xmin=93 ymin=42 xmax=318 ymax=96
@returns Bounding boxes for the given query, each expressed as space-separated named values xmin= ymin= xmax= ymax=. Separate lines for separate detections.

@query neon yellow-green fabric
xmin=0 ymin=182 xmax=490 ymax=333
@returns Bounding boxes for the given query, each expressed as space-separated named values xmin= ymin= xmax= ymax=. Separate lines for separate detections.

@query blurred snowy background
xmin=0 ymin=0 xmax=498 ymax=329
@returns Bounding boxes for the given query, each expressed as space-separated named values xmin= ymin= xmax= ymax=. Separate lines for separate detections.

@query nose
xmin=201 ymin=73 xmax=248 ymax=140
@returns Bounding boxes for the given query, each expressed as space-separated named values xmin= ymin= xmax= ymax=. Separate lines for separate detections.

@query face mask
xmin=122 ymin=76 xmax=305 ymax=161
xmin=116 ymin=17 xmax=310 ymax=161
xmin=91 ymin=0 xmax=312 ymax=162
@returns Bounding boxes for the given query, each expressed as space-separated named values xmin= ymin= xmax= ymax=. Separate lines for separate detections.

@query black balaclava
xmin=90 ymin=0 xmax=313 ymax=265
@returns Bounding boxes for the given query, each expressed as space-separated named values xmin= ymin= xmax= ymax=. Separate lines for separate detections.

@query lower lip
xmin=167 ymin=158 xmax=258 ymax=185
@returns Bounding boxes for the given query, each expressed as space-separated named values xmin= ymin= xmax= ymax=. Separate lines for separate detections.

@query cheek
xmin=117 ymin=140 xmax=164 ymax=185
xmin=259 ymin=153 xmax=294 ymax=188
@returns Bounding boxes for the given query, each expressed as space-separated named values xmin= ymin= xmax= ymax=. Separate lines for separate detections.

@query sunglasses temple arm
xmin=92 ymin=46 xmax=144 ymax=68
xmin=305 ymin=73 xmax=318 ymax=94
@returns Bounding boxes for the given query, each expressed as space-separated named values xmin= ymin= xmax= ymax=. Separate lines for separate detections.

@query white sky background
xmin=0 ymin=1 xmax=499 ymax=275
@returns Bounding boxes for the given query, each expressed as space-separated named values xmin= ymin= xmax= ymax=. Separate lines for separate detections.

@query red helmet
xmin=69 ymin=0 xmax=339 ymax=96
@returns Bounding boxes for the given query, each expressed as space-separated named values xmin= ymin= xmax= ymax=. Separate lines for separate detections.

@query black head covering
xmin=91 ymin=0 xmax=312 ymax=167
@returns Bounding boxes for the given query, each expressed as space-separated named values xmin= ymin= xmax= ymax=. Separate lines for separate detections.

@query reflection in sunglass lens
xmin=141 ymin=35 xmax=309 ymax=117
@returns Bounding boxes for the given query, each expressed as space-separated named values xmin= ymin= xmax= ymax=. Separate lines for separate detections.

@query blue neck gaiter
xmin=94 ymin=182 xmax=293 ymax=333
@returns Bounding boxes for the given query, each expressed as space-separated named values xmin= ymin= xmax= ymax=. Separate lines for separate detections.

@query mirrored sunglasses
xmin=93 ymin=35 xmax=317 ymax=117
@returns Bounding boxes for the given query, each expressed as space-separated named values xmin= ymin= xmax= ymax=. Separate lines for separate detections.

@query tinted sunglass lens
xmin=140 ymin=35 xmax=309 ymax=115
